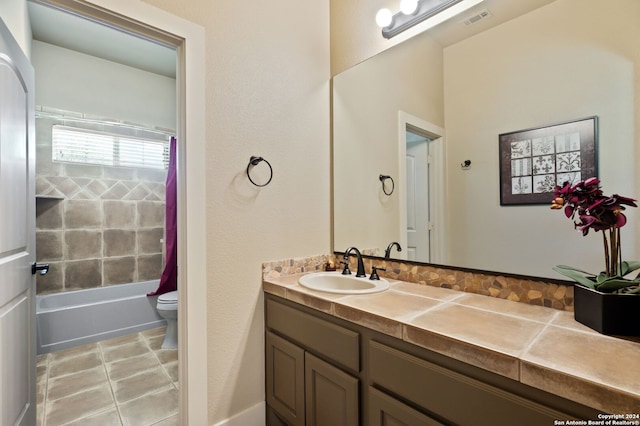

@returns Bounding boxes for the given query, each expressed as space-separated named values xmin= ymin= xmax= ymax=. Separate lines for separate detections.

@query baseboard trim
xmin=213 ymin=401 xmax=265 ymax=426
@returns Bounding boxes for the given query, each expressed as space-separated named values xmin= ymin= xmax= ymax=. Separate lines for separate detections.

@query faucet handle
xmin=340 ymin=261 xmax=351 ymax=275
xmin=370 ymin=265 xmax=386 ymax=280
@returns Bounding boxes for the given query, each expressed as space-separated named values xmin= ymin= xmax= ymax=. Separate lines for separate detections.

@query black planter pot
xmin=573 ymin=284 xmax=640 ymax=336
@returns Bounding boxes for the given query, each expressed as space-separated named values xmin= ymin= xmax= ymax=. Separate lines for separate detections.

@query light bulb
xmin=376 ymin=8 xmax=393 ymax=28
xmin=400 ymin=0 xmax=418 ymax=15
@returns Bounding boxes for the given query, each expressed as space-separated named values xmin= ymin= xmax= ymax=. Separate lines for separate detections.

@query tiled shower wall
xmin=35 ymin=110 xmax=169 ymax=294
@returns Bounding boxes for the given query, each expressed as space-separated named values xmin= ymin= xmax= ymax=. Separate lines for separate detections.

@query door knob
xmin=32 ymin=262 xmax=49 ymax=276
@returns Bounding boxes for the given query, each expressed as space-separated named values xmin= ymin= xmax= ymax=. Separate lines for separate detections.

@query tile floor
xmin=36 ymin=327 xmax=179 ymax=426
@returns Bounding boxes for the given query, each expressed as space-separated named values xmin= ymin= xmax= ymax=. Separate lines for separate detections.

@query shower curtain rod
xmin=35 ymin=107 xmax=175 ymax=138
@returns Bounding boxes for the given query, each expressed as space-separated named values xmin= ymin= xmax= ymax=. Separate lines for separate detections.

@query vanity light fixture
xmin=377 ymin=0 xmax=420 ymax=32
xmin=377 ymin=0 xmax=484 ymax=39
xmin=400 ymin=0 xmax=419 ymax=15
xmin=376 ymin=8 xmax=393 ymax=27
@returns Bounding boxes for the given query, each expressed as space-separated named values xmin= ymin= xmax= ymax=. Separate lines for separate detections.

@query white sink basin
xmin=299 ymin=272 xmax=390 ymax=294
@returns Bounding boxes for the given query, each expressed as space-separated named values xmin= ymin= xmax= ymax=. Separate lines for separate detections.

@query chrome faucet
xmin=384 ymin=242 xmax=402 ymax=259
xmin=343 ymin=246 xmax=366 ymax=277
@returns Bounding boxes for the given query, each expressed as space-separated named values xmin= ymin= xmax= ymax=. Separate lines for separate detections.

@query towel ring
xmin=379 ymin=174 xmax=394 ymax=196
xmin=247 ymin=156 xmax=273 ymax=187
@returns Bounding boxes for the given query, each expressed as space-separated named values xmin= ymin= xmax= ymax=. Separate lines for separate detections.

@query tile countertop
xmin=263 ymin=272 xmax=640 ymax=415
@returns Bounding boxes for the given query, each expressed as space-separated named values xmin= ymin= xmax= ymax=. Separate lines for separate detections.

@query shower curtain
xmin=148 ymin=136 xmax=177 ymax=296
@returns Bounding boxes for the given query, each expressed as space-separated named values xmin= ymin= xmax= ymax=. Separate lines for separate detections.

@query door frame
xmin=397 ymin=111 xmax=446 ymax=265
xmin=29 ymin=0 xmax=207 ymax=423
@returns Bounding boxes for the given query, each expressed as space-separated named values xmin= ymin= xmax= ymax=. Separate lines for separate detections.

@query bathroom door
xmin=406 ymin=133 xmax=431 ymax=262
xmin=0 ymin=18 xmax=37 ymax=426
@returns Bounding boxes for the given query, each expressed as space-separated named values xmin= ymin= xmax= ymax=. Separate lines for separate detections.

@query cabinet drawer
xmin=368 ymin=387 xmax=443 ymax=426
xmin=266 ymin=298 xmax=360 ymax=372
xmin=369 ymin=340 xmax=566 ymax=425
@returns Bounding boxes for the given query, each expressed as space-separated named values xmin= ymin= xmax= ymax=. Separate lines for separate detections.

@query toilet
xmin=156 ymin=291 xmax=178 ymax=349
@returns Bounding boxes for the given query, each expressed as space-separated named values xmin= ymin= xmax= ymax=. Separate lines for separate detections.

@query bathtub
xmin=36 ymin=280 xmax=166 ymax=354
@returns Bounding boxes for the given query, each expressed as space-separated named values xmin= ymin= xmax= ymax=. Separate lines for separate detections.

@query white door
xmin=406 ymin=133 xmax=430 ymax=262
xmin=0 ymin=18 xmax=37 ymax=426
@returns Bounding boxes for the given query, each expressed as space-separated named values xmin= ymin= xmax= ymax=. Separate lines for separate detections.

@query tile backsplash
xmin=263 ymin=254 xmax=574 ymax=311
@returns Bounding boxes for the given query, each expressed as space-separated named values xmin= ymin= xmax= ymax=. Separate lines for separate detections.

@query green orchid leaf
xmin=620 ymin=261 xmax=630 ymax=276
xmin=596 ymin=271 xmax=610 ymax=283
xmin=552 ymin=266 xmax=596 ymax=289
xmin=596 ymin=278 xmax=640 ymax=292
xmin=553 ymin=265 xmax=596 ymax=276
xmin=622 ymin=260 xmax=640 ymax=274
xmin=551 ymin=264 xmax=640 ymax=292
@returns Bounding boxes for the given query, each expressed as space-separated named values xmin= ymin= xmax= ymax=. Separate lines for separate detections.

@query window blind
xmin=52 ymin=125 xmax=169 ymax=170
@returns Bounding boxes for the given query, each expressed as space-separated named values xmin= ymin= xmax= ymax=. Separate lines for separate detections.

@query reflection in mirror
xmin=333 ymin=0 xmax=639 ymax=279
xmin=405 ymin=128 xmax=432 ymax=261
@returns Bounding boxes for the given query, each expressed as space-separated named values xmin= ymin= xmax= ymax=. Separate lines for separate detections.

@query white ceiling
xmin=27 ymin=1 xmax=176 ymax=78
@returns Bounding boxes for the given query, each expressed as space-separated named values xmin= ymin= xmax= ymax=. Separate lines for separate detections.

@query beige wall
xmin=0 ymin=0 xmax=31 ymax=57
xmin=0 ymin=0 xmax=328 ymax=422
xmin=444 ymin=0 xmax=639 ymax=277
xmin=331 ymin=0 xmax=405 ymax=75
xmin=331 ymin=0 xmax=492 ymax=76
xmin=138 ymin=0 xmax=330 ymax=423
xmin=333 ymin=30 xmax=443 ymax=254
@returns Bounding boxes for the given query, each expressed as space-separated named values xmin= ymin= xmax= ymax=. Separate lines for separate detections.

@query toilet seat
xmin=155 ymin=290 xmax=178 ymax=349
xmin=157 ymin=291 xmax=178 ymax=309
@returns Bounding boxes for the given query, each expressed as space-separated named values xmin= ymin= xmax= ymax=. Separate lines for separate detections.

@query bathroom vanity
xmin=263 ymin=272 xmax=640 ymax=425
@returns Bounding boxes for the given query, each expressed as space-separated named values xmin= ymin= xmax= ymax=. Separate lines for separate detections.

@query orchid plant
xmin=550 ymin=177 xmax=640 ymax=294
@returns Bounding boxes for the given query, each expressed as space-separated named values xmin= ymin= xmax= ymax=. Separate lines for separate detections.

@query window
xmin=52 ymin=125 xmax=169 ymax=170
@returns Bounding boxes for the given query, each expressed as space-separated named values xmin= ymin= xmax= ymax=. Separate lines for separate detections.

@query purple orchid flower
xmin=550 ymin=177 xmax=638 ymax=281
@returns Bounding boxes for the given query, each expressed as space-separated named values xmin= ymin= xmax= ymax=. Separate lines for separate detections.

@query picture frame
xmin=499 ymin=116 xmax=598 ymax=205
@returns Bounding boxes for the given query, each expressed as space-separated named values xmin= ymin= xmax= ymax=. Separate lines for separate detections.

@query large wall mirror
xmin=333 ymin=0 xmax=639 ymax=279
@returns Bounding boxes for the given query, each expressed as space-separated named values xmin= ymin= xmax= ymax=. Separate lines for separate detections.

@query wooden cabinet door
xmin=369 ymin=340 xmax=568 ymax=425
xmin=368 ymin=387 xmax=444 ymax=426
xmin=305 ymin=353 xmax=359 ymax=426
xmin=266 ymin=332 xmax=305 ymax=426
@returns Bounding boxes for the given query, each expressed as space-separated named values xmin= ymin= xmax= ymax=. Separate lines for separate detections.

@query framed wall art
xmin=499 ymin=116 xmax=598 ymax=205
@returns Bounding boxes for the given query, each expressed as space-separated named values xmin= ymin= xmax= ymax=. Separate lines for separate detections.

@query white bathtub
xmin=36 ymin=280 xmax=166 ymax=354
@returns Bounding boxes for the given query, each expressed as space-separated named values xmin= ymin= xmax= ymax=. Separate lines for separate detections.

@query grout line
xmin=517 ymin=319 xmax=555 ymax=383
xmin=39 ymin=329 xmax=178 ymax=426
xmin=445 ymin=295 xmax=558 ymax=326
xmin=52 ymin=340 xmax=124 ymax=425
xmin=42 ymin=354 xmax=50 ymax=426
xmin=145 ymin=330 xmax=178 ymax=387
xmin=98 ymin=340 xmax=125 ymax=426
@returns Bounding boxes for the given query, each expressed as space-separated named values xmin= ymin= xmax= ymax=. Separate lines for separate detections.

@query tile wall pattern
xmin=35 ymin=109 xmax=169 ymax=294
xmin=262 ymin=253 xmax=575 ymax=311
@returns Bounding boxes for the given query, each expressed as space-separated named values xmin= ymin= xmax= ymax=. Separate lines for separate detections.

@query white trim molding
xmin=398 ymin=111 xmax=447 ymax=265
